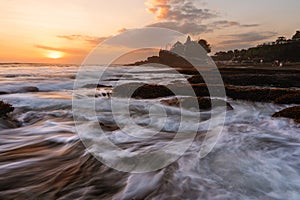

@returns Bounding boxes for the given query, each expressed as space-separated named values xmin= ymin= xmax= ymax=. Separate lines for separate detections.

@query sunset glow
xmin=46 ymin=51 xmax=64 ymax=59
xmin=0 ymin=0 xmax=299 ymax=64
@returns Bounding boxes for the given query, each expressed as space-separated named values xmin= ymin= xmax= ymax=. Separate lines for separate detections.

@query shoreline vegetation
xmin=127 ymin=30 xmax=300 ymax=67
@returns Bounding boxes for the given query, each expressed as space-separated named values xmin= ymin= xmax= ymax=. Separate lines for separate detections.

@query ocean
xmin=0 ymin=63 xmax=300 ymax=199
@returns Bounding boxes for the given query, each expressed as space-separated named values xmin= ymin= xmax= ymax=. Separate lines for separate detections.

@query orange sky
xmin=1 ymin=0 xmax=299 ymax=64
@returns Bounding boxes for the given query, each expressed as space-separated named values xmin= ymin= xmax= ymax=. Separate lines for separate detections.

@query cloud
xmin=145 ymin=0 xmax=260 ymax=37
xmin=112 ymin=48 xmax=160 ymax=64
xmin=57 ymin=35 xmax=110 ymax=45
xmin=117 ymin=28 xmax=128 ymax=33
xmin=103 ymin=27 xmax=185 ymax=49
xmin=241 ymin=24 xmax=260 ymax=28
xmin=146 ymin=20 xmax=259 ymax=36
xmin=220 ymin=31 xmax=277 ymax=45
xmin=147 ymin=21 xmax=211 ymax=35
xmin=145 ymin=0 xmax=216 ymax=22
xmin=145 ymin=0 xmax=216 ymax=35
xmin=210 ymin=20 xmax=259 ymax=28
xmin=34 ymin=44 xmax=87 ymax=55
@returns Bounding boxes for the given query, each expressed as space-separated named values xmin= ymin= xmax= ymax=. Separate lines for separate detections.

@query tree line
xmin=212 ymin=31 xmax=300 ymax=63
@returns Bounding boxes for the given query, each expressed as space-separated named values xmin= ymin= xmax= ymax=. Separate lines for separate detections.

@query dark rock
xmin=176 ymin=68 xmax=200 ymax=75
xmin=190 ymin=84 xmax=299 ymax=103
xmin=188 ymin=75 xmax=205 ymax=84
xmin=168 ymin=83 xmax=224 ymax=97
xmin=225 ymin=86 xmax=299 ymax=102
xmin=112 ymin=82 xmax=300 ymax=103
xmin=0 ymin=101 xmax=14 ymax=118
xmin=222 ymin=74 xmax=300 ymax=88
xmin=158 ymin=50 xmax=193 ymax=68
xmin=81 ymin=84 xmax=112 ymax=88
xmin=97 ymin=84 xmax=112 ymax=88
xmin=0 ymin=101 xmax=20 ymax=129
xmin=113 ymin=82 xmax=226 ymax=99
xmin=0 ymin=118 xmax=20 ymax=129
xmin=22 ymin=86 xmax=39 ymax=92
xmin=181 ymin=97 xmax=233 ymax=110
xmin=161 ymin=97 xmax=233 ymax=111
xmin=147 ymin=56 xmax=160 ymax=63
xmin=113 ymin=83 xmax=174 ymax=99
xmin=99 ymin=122 xmax=120 ymax=131
xmin=160 ymin=98 xmax=180 ymax=107
xmin=193 ymin=84 xmax=225 ymax=97
xmin=274 ymin=93 xmax=300 ymax=104
xmin=0 ymin=86 xmax=39 ymax=95
xmin=272 ymin=106 xmax=300 ymax=123
xmin=168 ymin=83 xmax=207 ymax=96
xmin=187 ymin=69 xmax=300 ymax=88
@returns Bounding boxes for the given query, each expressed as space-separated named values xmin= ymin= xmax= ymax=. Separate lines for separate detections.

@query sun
xmin=47 ymin=51 xmax=64 ymax=59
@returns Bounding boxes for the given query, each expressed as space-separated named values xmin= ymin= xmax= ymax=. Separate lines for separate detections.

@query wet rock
xmin=82 ymin=84 xmax=112 ymax=88
xmin=176 ymin=68 xmax=199 ymax=75
xmin=113 ymin=83 xmax=300 ymax=103
xmin=0 ymin=101 xmax=14 ymax=118
xmin=182 ymin=97 xmax=233 ymax=110
xmin=188 ymin=75 xmax=205 ymax=84
xmin=0 ymin=118 xmax=20 ymax=129
xmin=274 ymin=93 xmax=300 ymax=104
xmin=225 ymin=86 xmax=299 ymax=102
xmin=99 ymin=122 xmax=120 ymax=131
xmin=188 ymin=72 xmax=300 ymax=88
xmin=160 ymin=98 xmax=180 ymax=107
xmin=272 ymin=106 xmax=300 ymax=123
xmin=0 ymin=86 xmax=39 ymax=95
xmin=113 ymin=83 xmax=174 ymax=99
xmin=113 ymin=83 xmax=226 ymax=99
xmin=22 ymin=86 xmax=39 ymax=92
xmin=222 ymin=75 xmax=300 ymax=88
xmin=161 ymin=97 xmax=233 ymax=111
xmin=97 ymin=84 xmax=112 ymax=88
xmin=0 ymin=101 xmax=20 ymax=129
xmin=168 ymin=83 xmax=225 ymax=97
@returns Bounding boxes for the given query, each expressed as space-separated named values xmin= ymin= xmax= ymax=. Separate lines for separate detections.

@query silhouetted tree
xmin=213 ymin=31 xmax=300 ymax=62
xmin=276 ymin=37 xmax=287 ymax=44
xmin=198 ymin=39 xmax=211 ymax=53
xmin=292 ymin=31 xmax=300 ymax=40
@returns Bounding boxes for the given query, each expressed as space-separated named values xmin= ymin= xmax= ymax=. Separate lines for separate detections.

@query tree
xmin=292 ymin=31 xmax=300 ymax=40
xmin=276 ymin=36 xmax=287 ymax=44
xmin=234 ymin=49 xmax=239 ymax=55
xmin=198 ymin=39 xmax=211 ymax=53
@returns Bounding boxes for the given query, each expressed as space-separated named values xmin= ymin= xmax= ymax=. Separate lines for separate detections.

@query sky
xmin=0 ymin=0 xmax=299 ymax=64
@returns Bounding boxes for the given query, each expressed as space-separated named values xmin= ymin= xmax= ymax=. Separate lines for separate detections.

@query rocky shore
xmin=1 ymin=65 xmax=300 ymax=128
xmin=272 ymin=106 xmax=300 ymax=123
xmin=112 ymin=65 xmax=300 ymax=122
